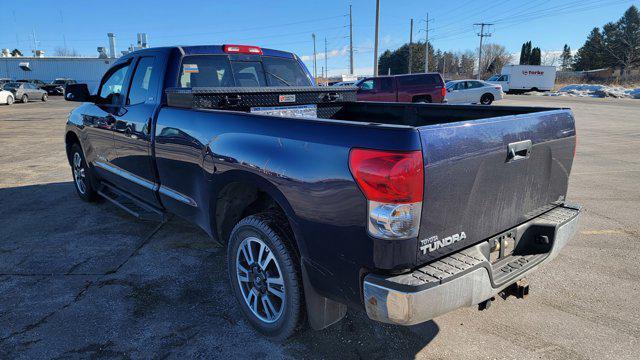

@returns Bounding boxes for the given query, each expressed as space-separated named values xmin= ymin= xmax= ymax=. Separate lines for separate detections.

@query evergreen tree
xmin=560 ymin=44 xmax=573 ymax=70
xmin=602 ymin=5 xmax=640 ymax=76
xmin=519 ymin=41 xmax=532 ymax=65
xmin=573 ymin=27 xmax=607 ymax=70
xmin=530 ymin=47 xmax=542 ymax=65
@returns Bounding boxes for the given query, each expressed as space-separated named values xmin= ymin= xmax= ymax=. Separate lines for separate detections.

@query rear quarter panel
xmin=154 ymin=108 xmax=422 ymax=307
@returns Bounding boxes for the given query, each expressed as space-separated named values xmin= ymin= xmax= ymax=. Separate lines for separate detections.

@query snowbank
xmin=523 ymin=84 xmax=640 ymax=99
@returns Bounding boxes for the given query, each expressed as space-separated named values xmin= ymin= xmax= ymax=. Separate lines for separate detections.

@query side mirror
xmin=65 ymin=83 xmax=92 ymax=102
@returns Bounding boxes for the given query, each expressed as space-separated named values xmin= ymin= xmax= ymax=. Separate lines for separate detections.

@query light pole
xmin=373 ymin=0 xmax=380 ymax=76
xmin=312 ymin=33 xmax=317 ymax=79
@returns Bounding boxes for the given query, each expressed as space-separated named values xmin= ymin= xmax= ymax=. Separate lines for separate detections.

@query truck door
xmin=356 ymin=77 xmax=395 ymax=102
xmin=497 ymin=74 xmax=510 ymax=92
xmin=110 ymin=55 xmax=163 ymax=206
xmin=83 ymin=61 xmax=133 ymax=184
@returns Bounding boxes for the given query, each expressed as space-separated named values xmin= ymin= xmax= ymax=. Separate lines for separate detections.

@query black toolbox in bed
xmin=165 ymin=86 xmax=357 ymax=118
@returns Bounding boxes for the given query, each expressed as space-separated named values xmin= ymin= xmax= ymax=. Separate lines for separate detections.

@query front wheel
xmin=21 ymin=94 xmax=28 ymax=103
xmin=70 ymin=143 xmax=98 ymax=202
xmin=41 ymin=93 xmax=48 ymax=102
xmin=227 ymin=214 xmax=303 ymax=341
xmin=480 ymin=93 xmax=494 ymax=105
xmin=6 ymin=95 xmax=14 ymax=105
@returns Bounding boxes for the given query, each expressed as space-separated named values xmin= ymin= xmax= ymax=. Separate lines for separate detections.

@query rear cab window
xmin=178 ymin=54 xmax=311 ymax=88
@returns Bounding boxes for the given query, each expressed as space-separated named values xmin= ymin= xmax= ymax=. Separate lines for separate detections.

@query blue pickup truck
xmin=64 ymin=44 xmax=580 ymax=340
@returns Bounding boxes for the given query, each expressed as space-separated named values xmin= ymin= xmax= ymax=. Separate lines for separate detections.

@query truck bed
xmin=162 ymin=86 xmax=576 ymax=268
xmin=166 ymin=86 xmax=562 ymax=127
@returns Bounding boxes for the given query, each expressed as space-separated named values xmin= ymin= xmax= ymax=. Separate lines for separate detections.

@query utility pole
xmin=474 ymin=23 xmax=493 ymax=79
xmin=324 ymin=37 xmax=328 ymax=80
xmin=408 ymin=18 xmax=413 ymax=74
xmin=349 ymin=4 xmax=354 ymax=75
xmin=424 ymin=13 xmax=430 ymax=73
xmin=312 ymin=33 xmax=317 ymax=79
xmin=373 ymin=0 xmax=380 ymax=76
xmin=32 ymin=28 xmax=38 ymax=52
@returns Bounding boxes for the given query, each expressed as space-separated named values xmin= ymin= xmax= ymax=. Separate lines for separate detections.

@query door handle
xmin=507 ymin=140 xmax=532 ymax=162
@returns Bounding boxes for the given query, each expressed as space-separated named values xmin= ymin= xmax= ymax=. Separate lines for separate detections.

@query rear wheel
xmin=21 ymin=94 xmax=28 ymax=103
xmin=480 ymin=93 xmax=494 ymax=105
xmin=227 ymin=214 xmax=303 ymax=341
xmin=6 ymin=95 xmax=13 ymax=105
xmin=41 ymin=93 xmax=48 ymax=102
xmin=412 ymin=96 xmax=432 ymax=103
xmin=70 ymin=143 xmax=98 ymax=202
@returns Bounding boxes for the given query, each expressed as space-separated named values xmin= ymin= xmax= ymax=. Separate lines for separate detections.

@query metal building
xmin=0 ymin=57 xmax=116 ymax=91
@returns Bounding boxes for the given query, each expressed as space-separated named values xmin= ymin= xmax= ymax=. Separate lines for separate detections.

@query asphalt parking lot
xmin=1 ymin=95 xmax=639 ymax=359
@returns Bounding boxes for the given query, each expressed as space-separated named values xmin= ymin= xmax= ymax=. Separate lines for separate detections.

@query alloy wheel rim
xmin=235 ymin=236 xmax=285 ymax=323
xmin=73 ymin=152 xmax=87 ymax=194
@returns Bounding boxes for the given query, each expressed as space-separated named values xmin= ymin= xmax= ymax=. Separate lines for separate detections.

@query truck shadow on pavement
xmin=0 ymin=182 xmax=439 ymax=359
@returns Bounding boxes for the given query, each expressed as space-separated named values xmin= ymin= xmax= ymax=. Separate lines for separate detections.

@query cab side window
xmin=127 ymin=57 xmax=158 ymax=105
xmin=359 ymin=79 xmax=374 ymax=91
xmin=99 ymin=63 xmax=131 ymax=106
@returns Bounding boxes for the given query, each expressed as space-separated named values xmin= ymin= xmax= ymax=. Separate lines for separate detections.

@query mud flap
xmin=301 ymin=264 xmax=347 ymax=330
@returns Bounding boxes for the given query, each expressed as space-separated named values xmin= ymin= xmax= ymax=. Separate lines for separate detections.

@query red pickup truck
xmin=355 ymin=73 xmax=446 ymax=103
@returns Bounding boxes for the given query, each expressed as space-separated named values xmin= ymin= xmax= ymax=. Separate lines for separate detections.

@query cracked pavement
xmin=0 ymin=97 xmax=639 ymax=359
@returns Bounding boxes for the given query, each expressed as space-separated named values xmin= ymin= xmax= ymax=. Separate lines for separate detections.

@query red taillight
xmin=441 ymin=87 xmax=447 ymax=98
xmin=349 ymin=149 xmax=424 ymax=203
xmin=223 ymin=44 xmax=263 ymax=55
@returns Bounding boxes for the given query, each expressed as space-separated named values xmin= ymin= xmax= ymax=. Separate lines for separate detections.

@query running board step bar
xmin=98 ymin=182 xmax=165 ymax=222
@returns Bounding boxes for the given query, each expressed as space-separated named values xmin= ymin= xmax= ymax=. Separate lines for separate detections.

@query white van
xmin=487 ymin=65 xmax=556 ymax=93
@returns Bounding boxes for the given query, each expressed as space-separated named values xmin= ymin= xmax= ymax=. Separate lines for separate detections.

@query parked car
xmin=63 ymin=44 xmax=580 ymax=340
xmin=17 ymin=79 xmax=47 ymax=88
xmin=445 ymin=79 xmax=504 ymax=105
xmin=487 ymin=65 xmax=556 ymax=93
xmin=2 ymin=82 xmax=48 ymax=103
xmin=355 ymin=73 xmax=446 ymax=103
xmin=0 ymin=89 xmax=15 ymax=105
xmin=0 ymin=78 xmax=13 ymax=86
xmin=41 ymin=78 xmax=77 ymax=95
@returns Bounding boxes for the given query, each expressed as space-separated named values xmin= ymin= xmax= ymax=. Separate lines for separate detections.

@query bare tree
xmin=54 ymin=47 xmax=80 ymax=57
xmin=478 ymin=43 xmax=513 ymax=78
xmin=541 ymin=51 xmax=560 ymax=67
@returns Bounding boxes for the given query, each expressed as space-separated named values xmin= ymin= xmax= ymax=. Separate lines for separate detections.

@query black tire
xmin=412 ymin=96 xmax=432 ymax=103
xmin=6 ymin=95 xmax=13 ymax=105
xmin=69 ymin=143 xmax=98 ymax=202
xmin=41 ymin=93 xmax=48 ymax=102
xmin=227 ymin=214 xmax=303 ymax=341
xmin=480 ymin=93 xmax=494 ymax=105
xmin=21 ymin=94 xmax=28 ymax=103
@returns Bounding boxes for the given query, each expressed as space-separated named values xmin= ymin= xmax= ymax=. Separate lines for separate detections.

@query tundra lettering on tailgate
xmin=419 ymin=232 xmax=467 ymax=254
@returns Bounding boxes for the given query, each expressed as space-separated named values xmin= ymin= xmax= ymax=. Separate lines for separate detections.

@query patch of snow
xmin=523 ymin=84 xmax=640 ymax=99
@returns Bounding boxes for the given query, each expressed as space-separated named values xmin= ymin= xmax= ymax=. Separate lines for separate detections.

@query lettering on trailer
xmin=419 ymin=232 xmax=467 ymax=254
xmin=522 ymin=70 xmax=545 ymax=76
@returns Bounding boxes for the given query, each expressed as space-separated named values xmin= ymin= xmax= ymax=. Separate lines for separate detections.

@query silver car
xmin=2 ymin=82 xmax=48 ymax=103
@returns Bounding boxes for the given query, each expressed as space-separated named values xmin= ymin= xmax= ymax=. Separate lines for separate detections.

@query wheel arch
xmin=65 ymin=130 xmax=82 ymax=166
xmin=210 ymin=170 xmax=305 ymax=257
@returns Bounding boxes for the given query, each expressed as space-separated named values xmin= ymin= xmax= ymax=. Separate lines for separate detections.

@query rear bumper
xmin=363 ymin=204 xmax=580 ymax=325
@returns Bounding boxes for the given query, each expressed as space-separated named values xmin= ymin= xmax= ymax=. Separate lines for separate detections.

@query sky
xmin=1 ymin=0 xmax=637 ymax=76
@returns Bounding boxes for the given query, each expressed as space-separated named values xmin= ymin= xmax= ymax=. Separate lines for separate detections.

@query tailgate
xmin=416 ymin=109 xmax=576 ymax=263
